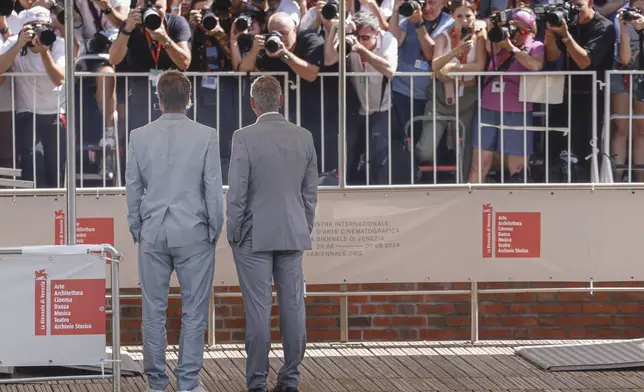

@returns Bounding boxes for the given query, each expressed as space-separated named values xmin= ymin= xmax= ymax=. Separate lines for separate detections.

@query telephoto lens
xmin=235 ymin=13 xmax=252 ymax=31
xmin=321 ymin=0 xmax=339 ymax=20
xmin=264 ymin=31 xmax=283 ymax=53
xmin=201 ymin=8 xmax=218 ymax=30
xmin=34 ymin=24 xmax=57 ymax=46
xmin=141 ymin=1 xmax=162 ymax=30
xmin=399 ymin=0 xmax=424 ymax=18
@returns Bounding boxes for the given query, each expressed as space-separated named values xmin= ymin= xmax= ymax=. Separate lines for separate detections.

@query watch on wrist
xmin=103 ymin=7 xmax=113 ymax=14
xmin=281 ymin=53 xmax=290 ymax=62
xmin=415 ymin=22 xmax=423 ymax=29
xmin=119 ymin=22 xmax=132 ymax=35
xmin=163 ymin=39 xmax=173 ymax=49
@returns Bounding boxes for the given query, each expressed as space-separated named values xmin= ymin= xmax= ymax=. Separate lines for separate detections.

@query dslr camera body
xmin=488 ymin=9 xmax=517 ymax=43
xmin=621 ymin=7 xmax=644 ymax=22
xmin=532 ymin=2 xmax=580 ymax=27
xmin=201 ymin=8 xmax=218 ymax=30
xmin=237 ymin=30 xmax=283 ymax=53
xmin=322 ymin=0 xmax=339 ymax=20
xmin=24 ymin=21 xmax=57 ymax=46
xmin=399 ymin=0 xmax=425 ymax=18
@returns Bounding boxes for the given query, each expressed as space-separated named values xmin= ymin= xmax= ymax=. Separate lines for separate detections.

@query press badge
xmin=458 ymin=86 xmax=464 ymax=97
xmin=414 ymin=59 xmax=429 ymax=71
xmin=202 ymin=76 xmax=217 ymax=90
xmin=491 ymin=81 xmax=505 ymax=93
xmin=149 ymin=69 xmax=161 ymax=88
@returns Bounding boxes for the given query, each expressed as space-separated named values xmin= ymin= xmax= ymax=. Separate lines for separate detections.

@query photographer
xmin=108 ymin=0 xmax=191 ymax=130
xmin=544 ymin=0 xmax=615 ymax=179
xmin=0 ymin=7 xmax=66 ymax=188
xmin=388 ymin=0 xmax=452 ymax=182
xmin=73 ymin=0 xmax=129 ymax=149
xmin=417 ymin=0 xmax=486 ymax=181
xmin=469 ymin=8 xmax=544 ymax=183
xmin=238 ymin=11 xmax=325 ymax=163
xmin=324 ymin=11 xmax=398 ymax=184
xmin=610 ymin=4 xmax=644 ymax=181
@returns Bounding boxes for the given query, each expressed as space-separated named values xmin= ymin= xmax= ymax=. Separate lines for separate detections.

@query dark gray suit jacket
xmin=226 ymin=112 xmax=318 ymax=252
xmin=125 ymin=113 xmax=225 ymax=248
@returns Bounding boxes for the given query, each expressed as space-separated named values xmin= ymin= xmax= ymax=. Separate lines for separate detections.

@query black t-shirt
xmin=124 ymin=14 xmax=192 ymax=72
xmin=559 ymin=11 xmax=615 ymax=91
xmin=188 ymin=28 xmax=233 ymax=72
xmin=256 ymin=30 xmax=324 ymax=83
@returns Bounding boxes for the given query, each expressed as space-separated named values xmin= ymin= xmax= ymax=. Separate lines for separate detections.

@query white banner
xmin=0 ymin=253 xmax=107 ymax=366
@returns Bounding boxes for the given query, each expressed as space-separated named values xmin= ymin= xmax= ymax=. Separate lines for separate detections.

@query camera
xmin=489 ymin=9 xmax=513 ymax=25
xmin=201 ymin=8 xmax=217 ymax=30
xmin=532 ymin=2 xmax=579 ymax=27
xmin=488 ymin=24 xmax=517 ymax=42
xmin=622 ymin=7 xmax=644 ymax=22
xmin=399 ymin=0 xmax=425 ymax=18
xmin=50 ymin=0 xmax=65 ymax=24
xmin=264 ymin=31 xmax=282 ymax=53
xmin=24 ymin=23 xmax=57 ymax=46
xmin=213 ymin=0 xmax=232 ymax=12
xmin=461 ymin=26 xmax=472 ymax=37
xmin=238 ymin=32 xmax=253 ymax=50
xmin=322 ymin=0 xmax=339 ymax=20
xmin=235 ymin=12 xmax=252 ymax=31
xmin=140 ymin=0 xmax=162 ymax=30
xmin=86 ymin=31 xmax=112 ymax=53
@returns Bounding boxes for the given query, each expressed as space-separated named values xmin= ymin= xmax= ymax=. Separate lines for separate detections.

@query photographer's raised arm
xmin=324 ymin=22 xmax=339 ymax=66
xmin=544 ymin=29 xmax=561 ymax=62
xmin=109 ymin=9 xmax=140 ymax=66
xmin=38 ymin=38 xmax=65 ymax=86
xmin=0 ymin=27 xmax=33 ymax=73
xmin=432 ymin=34 xmax=461 ymax=73
xmin=238 ymin=33 xmax=263 ymax=72
xmin=282 ymin=48 xmax=320 ymax=81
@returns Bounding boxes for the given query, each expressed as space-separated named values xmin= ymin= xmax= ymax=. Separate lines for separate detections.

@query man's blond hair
xmin=157 ymin=70 xmax=192 ymax=112
xmin=250 ymin=75 xmax=283 ymax=113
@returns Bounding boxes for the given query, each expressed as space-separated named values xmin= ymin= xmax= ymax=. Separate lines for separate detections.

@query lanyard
xmin=144 ymin=29 xmax=162 ymax=69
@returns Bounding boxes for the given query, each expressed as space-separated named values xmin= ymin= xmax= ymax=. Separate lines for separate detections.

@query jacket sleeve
xmin=301 ymin=134 xmax=318 ymax=233
xmin=204 ymin=128 xmax=225 ymax=244
xmin=226 ymin=131 xmax=251 ymax=244
xmin=125 ymin=138 xmax=144 ymax=243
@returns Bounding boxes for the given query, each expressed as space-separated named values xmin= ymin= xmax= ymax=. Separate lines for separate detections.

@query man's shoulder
xmin=592 ymin=10 xmax=615 ymax=32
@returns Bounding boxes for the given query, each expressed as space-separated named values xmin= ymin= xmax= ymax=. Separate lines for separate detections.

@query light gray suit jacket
xmin=125 ymin=113 xmax=225 ymax=248
xmin=226 ymin=112 xmax=318 ymax=252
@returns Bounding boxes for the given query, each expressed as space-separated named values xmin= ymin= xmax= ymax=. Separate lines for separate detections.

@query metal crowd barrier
xmin=0 ymin=70 xmax=612 ymax=188
xmin=0 ymin=244 xmax=122 ymax=392
xmin=603 ymin=70 xmax=644 ymax=183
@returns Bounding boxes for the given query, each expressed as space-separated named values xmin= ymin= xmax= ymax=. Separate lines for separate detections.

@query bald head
xmin=268 ymin=11 xmax=295 ymax=30
xmin=267 ymin=12 xmax=297 ymax=50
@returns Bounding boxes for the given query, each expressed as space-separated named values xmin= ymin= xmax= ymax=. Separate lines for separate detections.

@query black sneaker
xmin=271 ymin=385 xmax=298 ymax=392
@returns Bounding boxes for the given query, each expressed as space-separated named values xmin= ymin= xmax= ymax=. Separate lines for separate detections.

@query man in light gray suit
xmin=227 ymin=75 xmax=318 ymax=392
xmin=125 ymin=70 xmax=224 ymax=392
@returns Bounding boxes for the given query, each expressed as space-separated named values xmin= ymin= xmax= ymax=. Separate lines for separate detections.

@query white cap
xmin=22 ymin=6 xmax=52 ymax=25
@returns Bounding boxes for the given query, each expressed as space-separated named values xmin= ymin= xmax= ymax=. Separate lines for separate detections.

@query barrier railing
xmin=0 ymin=244 xmax=121 ymax=392
xmin=603 ymin=70 xmax=644 ymax=183
xmin=0 ymin=70 xmax=611 ymax=188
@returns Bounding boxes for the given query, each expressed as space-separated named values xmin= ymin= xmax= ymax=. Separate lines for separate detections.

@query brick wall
xmin=107 ymin=282 xmax=644 ymax=345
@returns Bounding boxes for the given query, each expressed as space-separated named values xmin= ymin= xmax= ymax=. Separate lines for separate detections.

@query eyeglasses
xmin=357 ymin=34 xmax=373 ymax=41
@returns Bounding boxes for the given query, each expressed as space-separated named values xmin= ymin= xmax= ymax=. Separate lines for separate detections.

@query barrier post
xmin=64 ymin=0 xmax=77 ymax=244
xmin=340 ymin=284 xmax=349 ymax=342
xmin=107 ymin=245 xmax=122 ymax=392
xmin=471 ymin=281 xmax=478 ymax=344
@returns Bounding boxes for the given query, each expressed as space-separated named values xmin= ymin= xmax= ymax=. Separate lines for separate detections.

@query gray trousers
xmin=231 ymin=231 xmax=306 ymax=390
xmin=138 ymin=228 xmax=215 ymax=392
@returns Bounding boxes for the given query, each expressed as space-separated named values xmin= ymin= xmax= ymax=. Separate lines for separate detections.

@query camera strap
xmin=481 ymin=47 xmax=527 ymax=91
xmin=638 ymin=31 xmax=644 ymax=71
xmin=87 ymin=1 xmax=104 ymax=33
xmin=145 ymin=30 xmax=162 ymax=68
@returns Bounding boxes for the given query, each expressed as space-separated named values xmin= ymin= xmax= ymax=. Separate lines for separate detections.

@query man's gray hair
xmin=352 ymin=10 xmax=379 ymax=31
xmin=250 ymin=75 xmax=283 ymax=113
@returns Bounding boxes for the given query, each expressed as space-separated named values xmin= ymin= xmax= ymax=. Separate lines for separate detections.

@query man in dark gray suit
xmin=227 ymin=75 xmax=318 ymax=392
xmin=125 ymin=70 xmax=224 ymax=392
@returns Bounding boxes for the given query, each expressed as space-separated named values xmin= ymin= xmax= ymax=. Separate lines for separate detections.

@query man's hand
xmin=147 ymin=24 xmax=170 ymax=44
xmin=251 ymin=33 xmax=265 ymax=53
xmin=346 ymin=34 xmax=364 ymax=54
xmin=407 ymin=7 xmax=423 ymax=24
xmin=499 ymin=36 xmax=516 ymax=53
xmin=266 ymin=40 xmax=287 ymax=57
xmin=316 ymin=0 xmax=326 ymax=20
xmin=393 ymin=0 xmax=404 ymax=12
xmin=547 ymin=19 xmax=569 ymax=38
xmin=455 ymin=38 xmax=473 ymax=55
xmin=92 ymin=0 xmax=111 ymax=11
xmin=31 ymin=35 xmax=49 ymax=54
xmin=18 ymin=25 xmax=35 ymax=47
xmin=124 ymin=9 xmax=141 ymax=32
xmin=189 ymin=9 xmax=202 ymax=29
xmin=630 ymin=15 xmax=644 ymax=31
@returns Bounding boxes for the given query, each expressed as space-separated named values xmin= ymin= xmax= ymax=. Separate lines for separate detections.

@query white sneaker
xmin=178 ymin=386 xmax=206 ymax=392
xmin=99 ymin=128 xmax=116 ymax=149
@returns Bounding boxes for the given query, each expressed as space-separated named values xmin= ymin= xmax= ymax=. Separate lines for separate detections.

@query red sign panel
xmin=54 ymin=210 xmax=114 ymax=245
xmin=34 ymin=271 xmax=48 ymax=336
xmin=482 ymin=204 xmax=541 ymax=259
xmin=50 ymin=279 xmax=106 ymax=336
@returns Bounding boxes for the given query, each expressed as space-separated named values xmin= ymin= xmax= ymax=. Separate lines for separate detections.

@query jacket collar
xmin=159 ymin=112 xmax=188 ymax=120
xmin=255 ymin=112 xmax=285 ymax=124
